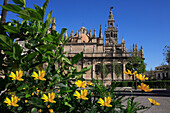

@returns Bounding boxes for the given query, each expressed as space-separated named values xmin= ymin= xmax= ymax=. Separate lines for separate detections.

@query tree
xmin=112 ymin=63 xmax=122 ymax=78
xmin=126 ymin=48 xmax=146 ymax=74
xmin=99 ymin=63 xmax=108 ymax=80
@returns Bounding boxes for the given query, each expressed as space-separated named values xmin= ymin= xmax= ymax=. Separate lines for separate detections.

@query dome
xmin=81 ymin=34 xmax=89 ymax=43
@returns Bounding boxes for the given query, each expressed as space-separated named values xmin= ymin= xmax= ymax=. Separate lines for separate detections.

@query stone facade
xmin=16 ymin=8 xmax=144 ymax=85
xmin=47 ymin=7 xmax=144 ymax=85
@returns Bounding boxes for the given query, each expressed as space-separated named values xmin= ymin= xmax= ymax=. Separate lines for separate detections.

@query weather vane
xmin=110 ymin=6 xmax=114 ymax=11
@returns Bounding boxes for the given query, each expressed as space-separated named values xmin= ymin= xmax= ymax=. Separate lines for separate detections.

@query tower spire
xmin=141 ymin=46 xmax=144 ymax=58
xmin=135 ymin=44 xmax=138 ymax=52
xmin=122 ymin=36 xmax=125 ymax=44
xmin=99 ymin=24 xmax=103 ymax=38
xmin=89 ymin=29 xmax=92 ymax=37
xmin=108 ymin=6 xmax=115 ymax=30
xmin=52 ymin=18 xmax=56 ymax=30
xmin=93 ymin=29 xmax=96 ymax=38
xmin=133 ymin=44 xmax=135 ymax=52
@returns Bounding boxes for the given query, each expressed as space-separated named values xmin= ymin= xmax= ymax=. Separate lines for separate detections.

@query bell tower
xmin=105 ymin=7 xmax=118 ymax=46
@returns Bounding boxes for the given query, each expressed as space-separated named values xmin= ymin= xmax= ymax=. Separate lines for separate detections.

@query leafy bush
xmin=116 ymin=80 xmax=170 ymax=88
xmin=0 ymin=0 xmax=159 ymax=112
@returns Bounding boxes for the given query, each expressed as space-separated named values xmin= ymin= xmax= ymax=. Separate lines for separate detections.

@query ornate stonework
xmin=16 ymin=8 xmax=144 ymax=85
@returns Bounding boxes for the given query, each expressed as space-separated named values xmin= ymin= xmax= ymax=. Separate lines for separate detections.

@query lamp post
xmin=130 ymin=61 xmax=141 ymax=90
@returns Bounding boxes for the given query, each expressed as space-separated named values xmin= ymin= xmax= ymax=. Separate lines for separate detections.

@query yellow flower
xmin=148 ymin=98 xmax=160 ymax=106
xmin=135 ymin=74 xmax=148 ymax=81
xmin=25 ymin=100 xmax=28 ymax=103
xmin=32 ymin=93 xmax=34 ymax=96
xmin=137 ymin=83 xmax=153 ymax=92
xmin=38 ymin=109 xmax=42 ymax=112
xmin=31 ymin=70 xmax=46 ymax=81
xmin=123 ymin=69 xmax=137 ymax=77
xmin=73 ymin=89 xmax=88 ymax=100
xmin=9 ymin=70 xmax=24 ymax=81
xmin=97 ymin=96 xmax=112 ymax=107
xmin=57 ymin=89 xmax=60 ymax=93
xmin=4 ymin=96 xmax=20 ymax=107
xmin=91 ymin=92 xmax=94 ymax=96
xmin=23 ymin=88 xmax=25 ymax=90
xmin=75 ymin=80 xmax=87 ymax=88
xmin=36 ymin=90 xmax=40 ymax=95
xmin=41 ymin=92 xmax=56 ymax=103
xmin=88 ymin=81 xmax=93 ymax=86
xmin=47 ymin=105 xmax=50 ymax=108
xmin=49 ymin=109 xmax=54 ymax=113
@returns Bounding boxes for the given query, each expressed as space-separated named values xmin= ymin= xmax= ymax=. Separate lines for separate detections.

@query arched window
xmin=111 ymin=32 xmax=113 ymax=37
xmin=110 ymin=23 xmax=113 ymax=27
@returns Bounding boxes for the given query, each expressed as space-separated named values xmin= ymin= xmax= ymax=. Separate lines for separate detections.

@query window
xmin=106 ymin=34 xmax=110 ymax=38
xmin=111 ymin=32 xmax=113 ymax=37
xmin=158 ymin=73 xmax=160 ymax=79
xmin=110 ymin=23 xmax=113 ymax=27
xmin=162 ymin=73 xmax=165 ymax=79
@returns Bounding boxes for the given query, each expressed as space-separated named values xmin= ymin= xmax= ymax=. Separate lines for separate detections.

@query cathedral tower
xmin=105 ymin=7 xmax=118 ymax=46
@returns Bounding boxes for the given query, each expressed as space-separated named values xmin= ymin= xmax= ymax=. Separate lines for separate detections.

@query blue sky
xmin=1 ymin=0 xmax=170 ymax=70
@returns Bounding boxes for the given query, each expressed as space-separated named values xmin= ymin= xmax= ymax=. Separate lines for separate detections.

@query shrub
xmin=0 ymin=0 xmax=159 ymax=112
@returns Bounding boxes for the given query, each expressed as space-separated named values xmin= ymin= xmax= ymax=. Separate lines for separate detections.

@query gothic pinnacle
xmin=93 ymin=29 xmax=96 ymax=38
xmin=133 ymin=44 xmax=135 ymax=52
xmin=89 ymin=29 xmax=92 ymax=37
xmin=99 ymin=24 xmax=103 ymax=38
xmin=122 ymin=36 xmax=125 ymax=44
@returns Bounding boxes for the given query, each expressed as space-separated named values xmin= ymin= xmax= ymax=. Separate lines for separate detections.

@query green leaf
xmin=17 ymin=106 xmax=22 ymax=111
xmin=23 ymin=52 xmax=38 ymax=62
xmin=79 ymin=65 xmax=92 ymax=73
xmin=0 ymin=35 xmax=12 ymax=50
xmin=3 ymin=25 xmax=20 ymax=33
xmin=71 ymin=52 xmax=83 ymax=64
xmin=30 ymin=97 xmax=44 ymax=108
xmin=41 ymin=0 xmax=49 ymax=19
xmin=19 ymin=8 xmax=42 ymax=20
xmin=59 ymin=28 xmax=67 ymax=41
xmin=12 ymin=0 xmax=25 ymax=7
xmin=31 ymin=108 xmax=37 ymax=113
xmin=25 ymin=94 xmax=31 ymax=98
xmin=63 ymin=90 xmax=73 ymax=93
xmin=34 ymin=4 xmax=43 ymax=18
xmin=64 ymin=101 xmax=73 ymax=109
xmin=17 ymin=84 xmax=28 ymax=91
xmin=62 ymin=57 xmax=72 ymax=65
xmin=42 ymin=15 xmax=53 ymax=35
xmin=13 ymin=43 xmax=22 ymax=60
xmin=0 ymin=4 xmax=22 ymax=13
xmin=47 ymin=10 xmax=53 ymax=22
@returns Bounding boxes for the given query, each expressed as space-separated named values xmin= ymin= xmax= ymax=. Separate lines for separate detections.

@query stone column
xmin=122 ymin=63 xmax=126 ymax=80
xmin=93 ymin=61 xmax=96 ymax=79
xmin=81 ymin=59 xmax=84 ymax=78
xmin=111 ymin=60 xmax=113 ymax=81
xmin=70 ymin=44 xmax=72 ymax=52
xmin=91 ymin=59 xmax=93 ymax=79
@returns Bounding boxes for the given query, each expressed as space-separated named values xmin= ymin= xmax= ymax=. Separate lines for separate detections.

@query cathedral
xmin=44 ymin=8 xmax=144 ymax=85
